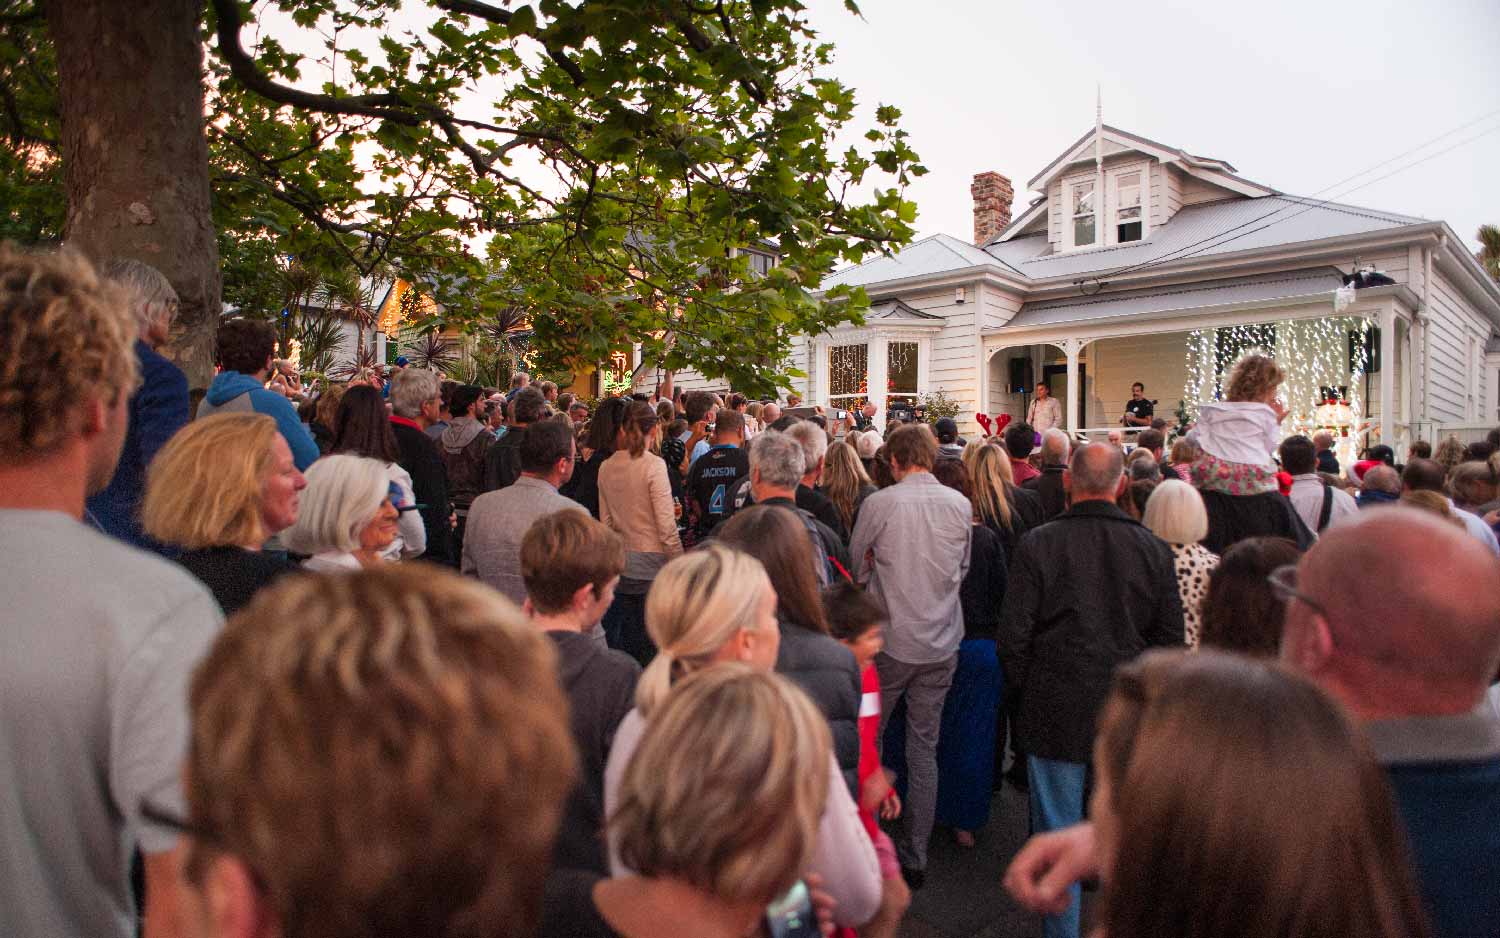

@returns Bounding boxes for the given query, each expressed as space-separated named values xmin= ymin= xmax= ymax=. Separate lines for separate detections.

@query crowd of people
xmin=3 ymin=242 xmax=1499 ymax=938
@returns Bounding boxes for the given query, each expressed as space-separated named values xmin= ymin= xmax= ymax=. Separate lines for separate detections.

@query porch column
xmin=868 ymin=334 xmax=889 ymax=432
xmin=974 ymin=336 xmax=988 ymax=433
xmin=1064 ymin=337 xmax=1083 ymax=434
xmin=1378 ymin=307 xmax=1396 ymax=450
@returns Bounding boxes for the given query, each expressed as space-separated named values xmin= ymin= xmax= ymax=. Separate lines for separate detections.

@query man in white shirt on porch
xmin=1027 ymin=382 xmax=1063 ymax=434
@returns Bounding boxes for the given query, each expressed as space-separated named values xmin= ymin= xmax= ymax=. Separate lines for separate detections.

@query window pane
xmin=829 ymin=343 xmax=868 ymax=398
xmin=888 ymin=342 xmax=918 ymax=394
xmin=744 ymin=250 xmax=775 ymax=277
xmin=1072 ymin=182 xmax=1094 ymax=216
xmin=1074 ymin=215 xmax=1095 ymax=246
xmin=1117 ymin=220 xmax=1143 ymax=243
xmin=1118 ymin=205 xmax=1141 ymax=222
xmin=1117 ymin=173 xmax=1141 ymax=208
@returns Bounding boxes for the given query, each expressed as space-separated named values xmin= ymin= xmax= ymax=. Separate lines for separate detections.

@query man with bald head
xmin=1006 ymin=507 xmax=1500 ymax=938
xmin=998 ymin=442 xmax=1184 ymax=938
xmin=1358 ymin=463 xmax=1403 ymax=508
xmin=1279 ymin=509 xmax=1500 ymax=938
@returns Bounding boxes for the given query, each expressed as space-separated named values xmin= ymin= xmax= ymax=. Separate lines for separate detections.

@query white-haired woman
xmin=284 ymin=454 xmax=401 ymax=571
xmin=1142 ymin=479 xmax=1218 ymax=647
xmin=600 ymin=545 xmax=880 ymax=929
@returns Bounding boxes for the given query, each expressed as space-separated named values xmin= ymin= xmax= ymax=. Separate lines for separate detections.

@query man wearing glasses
xmin=1006 ymin=509 xmax=1500 ymax=938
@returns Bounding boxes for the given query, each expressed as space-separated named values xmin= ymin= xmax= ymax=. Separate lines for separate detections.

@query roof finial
xmin=1095 ymin=84 xmax=1104 ymax=173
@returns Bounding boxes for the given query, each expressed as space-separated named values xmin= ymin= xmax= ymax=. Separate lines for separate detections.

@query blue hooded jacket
xmin=199 ymin=371 xmax=320 ymax=470
xmin=86 ymin=340 xmax=190 ymax=549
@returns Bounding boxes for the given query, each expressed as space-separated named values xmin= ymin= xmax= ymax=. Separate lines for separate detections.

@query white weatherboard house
xmin=642 ymin=125 xmax=1500 ymax=455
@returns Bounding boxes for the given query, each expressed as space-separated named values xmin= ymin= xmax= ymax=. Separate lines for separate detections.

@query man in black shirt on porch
xmin=1121 ymin=382 xmax=1154 ymax=427
xmin=685 ymin=410 xmax=749 ymax=537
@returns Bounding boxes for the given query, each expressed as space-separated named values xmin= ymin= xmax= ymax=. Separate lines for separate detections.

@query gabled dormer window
xmin=1071 ymin=181 xmax=1096 ymax=248
xmin=1116 ymin=172 xmax=1143 ymax=243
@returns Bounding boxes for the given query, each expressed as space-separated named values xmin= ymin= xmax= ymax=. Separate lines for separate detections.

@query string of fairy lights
xmin=827 ymin=341 xmax=921 ymax=406
xmin=1181 ymin=316 xmax=1374 ymax=438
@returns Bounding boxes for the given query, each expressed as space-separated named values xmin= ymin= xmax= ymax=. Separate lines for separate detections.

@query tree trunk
xmin=46 ymin=0 xmax=220 ymax=388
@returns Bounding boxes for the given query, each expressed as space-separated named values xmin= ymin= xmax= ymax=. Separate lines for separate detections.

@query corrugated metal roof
xmin=1001 ymin=267 xmax=1346 ymax=331
xmin=822 ymin=194 xmax=1429 ymax=292
xmin=991 ymin=196 xmax=1426 ymax=282
xmin=822 ymin=233 xmax=1000 ymax=288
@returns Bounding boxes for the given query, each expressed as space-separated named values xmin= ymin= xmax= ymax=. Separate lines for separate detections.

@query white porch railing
xmin=1409 ymin=422 xmax=1499 ymax=445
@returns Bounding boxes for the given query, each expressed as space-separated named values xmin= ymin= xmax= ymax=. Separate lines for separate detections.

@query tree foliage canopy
xmin=3 ymin=0 xmax=923 ymax=395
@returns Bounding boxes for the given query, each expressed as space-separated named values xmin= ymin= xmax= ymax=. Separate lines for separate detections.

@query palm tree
xmin=1478 ymin=224 xmax=1500 ymax=283
xmin=480 ymin=304 xmax=532 ymax=387
xmin=294 ymin=312 xmax=344 ymax=375
xmin=320 ymin=269 xmax=378 ymax=368
xmin=405 ymin=332 xmax=459 ymax=372
xmin=277 ymin=260 xmax=322 ymax=357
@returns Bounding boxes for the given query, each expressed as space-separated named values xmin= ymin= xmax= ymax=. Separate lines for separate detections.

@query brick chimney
xmin=971 ymin=171 xmax=1014 ymax=245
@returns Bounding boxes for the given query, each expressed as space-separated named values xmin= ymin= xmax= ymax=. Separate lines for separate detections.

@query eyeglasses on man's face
xmin=139 ymin=798 xmax=268 ymax=891
xmin=1266 ymin=564 xmax=1330 ymax=621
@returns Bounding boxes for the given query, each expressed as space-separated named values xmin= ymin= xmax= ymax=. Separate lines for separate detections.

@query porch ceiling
xmin=997 ymin=267 xmax=1346 ymax=332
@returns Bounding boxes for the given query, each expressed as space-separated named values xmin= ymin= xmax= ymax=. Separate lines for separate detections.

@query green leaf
xmin=508 ymin=5 xmax=538 ymax=37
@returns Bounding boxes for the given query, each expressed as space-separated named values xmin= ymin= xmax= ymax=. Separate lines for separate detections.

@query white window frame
xmin=827 ymin=342 xmax=870 ymax=413
xmin=1112 ymin=168 xmax=1146 ymax=245
xmin=1065 ymin=177 xmax=1098 ymax=251
xmin=816 ymin=331 xmax=935 ymax=430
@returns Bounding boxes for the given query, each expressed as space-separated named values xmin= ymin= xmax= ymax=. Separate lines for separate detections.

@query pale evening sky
xmin=267 ymin=0 xmax=1500 ymax=255
xmin=804 ymin=0 xmax=1500 ymax=253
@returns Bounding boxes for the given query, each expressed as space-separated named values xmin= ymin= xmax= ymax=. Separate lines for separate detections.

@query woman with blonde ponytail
xmin=630 ymin=544 xmax=781 ymax=718
xmin=600 ymin=545 xmax=881 ymax=929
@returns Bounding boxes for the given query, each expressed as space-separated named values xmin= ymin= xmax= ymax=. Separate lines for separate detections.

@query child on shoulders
xmin=1189 ymin=351 xmax=1288 ymax=497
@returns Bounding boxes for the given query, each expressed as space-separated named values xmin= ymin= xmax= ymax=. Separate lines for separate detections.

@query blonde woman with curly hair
xmin=602 ymin=545 xmax=880 ymax=929
xmin=545 ymin=666 xmax=836 ymax=938
xmin=143 ymin=413 xmax=307 ymax=614
xmin=1432 ymin=434 xmax=1466 ymax=475
xmin=1186 ymin=350 xmax=1288 ymax=496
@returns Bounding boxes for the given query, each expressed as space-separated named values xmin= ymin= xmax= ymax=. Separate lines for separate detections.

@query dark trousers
xmin=602 ymin=591 xmax=655 ymax=668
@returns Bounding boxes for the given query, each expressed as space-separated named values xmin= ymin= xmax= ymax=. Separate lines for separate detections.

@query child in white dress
xmin=1188 ymin=352 xmax=1288 ymax=496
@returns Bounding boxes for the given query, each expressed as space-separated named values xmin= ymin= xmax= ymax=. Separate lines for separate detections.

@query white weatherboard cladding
xmin=1085 ymin=331 xmax=1192 ymax=428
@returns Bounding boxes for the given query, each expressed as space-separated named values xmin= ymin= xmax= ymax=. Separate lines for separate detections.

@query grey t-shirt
xmin=0 ymin=510 xmax=223 ymax=938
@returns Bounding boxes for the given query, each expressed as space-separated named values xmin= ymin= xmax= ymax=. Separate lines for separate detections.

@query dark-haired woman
xmin=332 ymin=384 xmax=426 ymax=560
xmin=718 ymin=504 xmax=863 ymax=800
xmin=1199 ymin=536 xmax=1300 ymax=656
xmin=1019 ymin=650 xmax=1433 ymax=938
xmin=563 ymin=396 xmax=628 ymax=518
xmin=598 ymin=399 xmax=683 ymax=664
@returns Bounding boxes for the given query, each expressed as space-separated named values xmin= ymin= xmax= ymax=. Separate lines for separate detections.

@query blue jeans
xmin=1028 ymin=756 xmax=1087 ymax=938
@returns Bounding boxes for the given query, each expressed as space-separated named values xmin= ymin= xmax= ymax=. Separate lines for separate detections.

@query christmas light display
xmin=1182 ymin=316 xmax=1374 ymax=469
